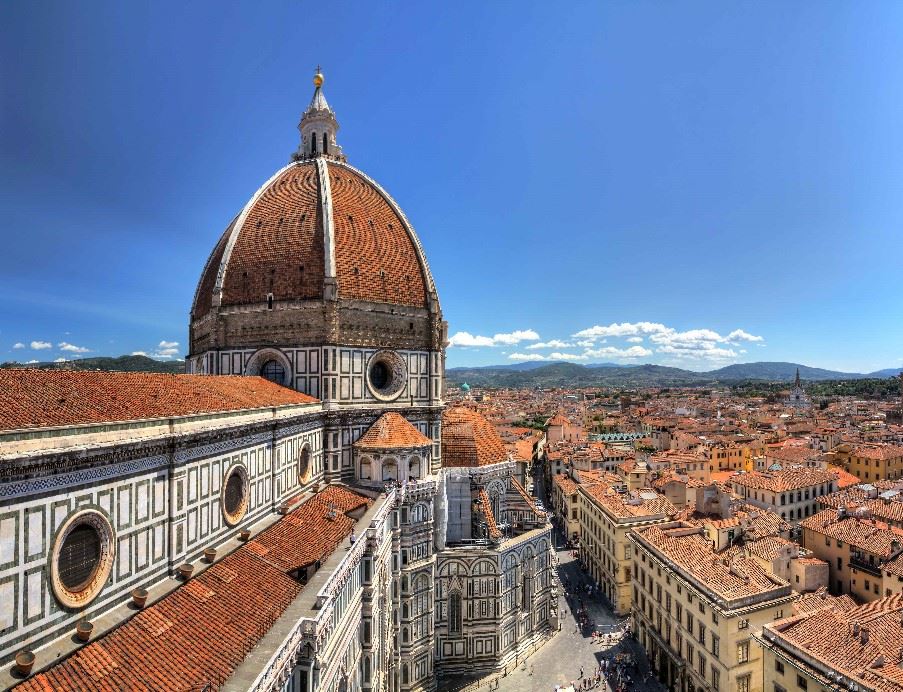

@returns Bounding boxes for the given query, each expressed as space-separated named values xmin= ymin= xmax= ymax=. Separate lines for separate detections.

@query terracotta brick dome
xmin=441 ymin=406 xmax=509 ymax=468
xmin=192 ymin=159 xmax=435 ymax=317
xmin=188 ymin=72 xmax=445 ymax=359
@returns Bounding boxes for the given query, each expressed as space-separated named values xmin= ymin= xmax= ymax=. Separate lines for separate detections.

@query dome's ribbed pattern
xmin=191 ymin=160 xmax=433 ymax=320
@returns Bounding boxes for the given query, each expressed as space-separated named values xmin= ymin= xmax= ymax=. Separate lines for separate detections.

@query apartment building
xmin=551 ymin=472 xmax=581 ymax=541
xmin=577 ymin=479 xmax=676 ymax=615
xmin=756 ymin=593 xmax=903 ymax=692
xmin=800 ymin=507 xmax=903 ymax=599
xmin=847 ymin=444 xmax=903 ymax=482
xmin=730 ymin=469 xmax=838 ymax=523
xmin=631 ymin=521 xmax=796 ymax=692
xmin=817 ymin=480 xmax=903 ymax=529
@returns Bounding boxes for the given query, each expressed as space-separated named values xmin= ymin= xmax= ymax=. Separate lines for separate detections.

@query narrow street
xmin=489 ymin=536 xmax=665 ymax=692
xmin=463 ymin=469 xmax=667 ymax=692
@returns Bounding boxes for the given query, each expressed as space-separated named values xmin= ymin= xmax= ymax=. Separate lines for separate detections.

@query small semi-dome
xmin=441 ymin=406 xmax=508 ymax=468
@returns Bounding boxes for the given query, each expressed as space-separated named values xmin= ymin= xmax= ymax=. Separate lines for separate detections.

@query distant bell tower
xmin=292 ymin=67 xmax=346 ymax=162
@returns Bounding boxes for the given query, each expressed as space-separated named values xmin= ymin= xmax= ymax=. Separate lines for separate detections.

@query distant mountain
xmin=446 ymin=360 xmax=901 ymax=389
xmin=1 ymin=354 xmax=185 ymax=374
xmin=705 ymin=362 xmax=866 ymax=381
xmin=868 ymin=368 xmax=903 ymax=378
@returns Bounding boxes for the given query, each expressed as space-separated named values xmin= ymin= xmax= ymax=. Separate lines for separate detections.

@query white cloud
xmin=575 ymin=339 xmax=598 ymax=348
xmin=656 ymin=344 xmax=738 ymax=360
xmin=58 ymin=342 xmax=91 ymax=353
xmin=13 ymin=342 xmax=25 ymax=349
xmin=573 ymin=322 xmax=670 ymax=340
xmin=572 ymin=322 xmax=764 ymax=362
xmin=526 ymin=339 xmax=573 ymax=350
xmin=25 ymin=359 xmax=38 ymax=364
xmin=583 ymin=345 xmax=653 ymax=359
xmin=54 ymin=357 xmax=68 ymax=363
xmin=30 ymin=340 xmax=52 ymax=350
xmin=549 ymin=352 xmax=588 ymax=361
xmin=153 ymin=340 xmax=181 ymax=358
xmin=649 ymin=327 xmax=762 ymax=360
xmin=449 ymin=329 xmax=539 ymax=348
xmin=726 ymin=329 xmax=764 ymax=343
xmin=131 ymin=351 xmax=148 ymax=357
xmin=508 ymin=353 xmax=546 ymax=362
xmin=449 ymin=332 xmax=496 ymax=347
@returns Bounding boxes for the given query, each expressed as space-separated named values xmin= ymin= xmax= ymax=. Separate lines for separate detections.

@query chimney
xmin=861 ymin=626 xmax=870 ymax=646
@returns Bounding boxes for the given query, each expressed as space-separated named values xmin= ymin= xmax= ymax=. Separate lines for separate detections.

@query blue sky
xmin=1 ymin=2 xmax=902 ymax=373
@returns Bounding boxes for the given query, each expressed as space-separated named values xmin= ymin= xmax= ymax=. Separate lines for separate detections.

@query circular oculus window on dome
xmin=51 ymin=510 xmax=115 ymax=609
xmin=366 ymin=350 xmax=407 ymax=401
xmin=221 ymin=464 xmax=250 ymax=526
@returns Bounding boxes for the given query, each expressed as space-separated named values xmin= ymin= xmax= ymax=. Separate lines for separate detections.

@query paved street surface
xmin=443 ymin=471 xmax=666 ymax=692
xmin=489 ymin=537 xmax=665 ymax=692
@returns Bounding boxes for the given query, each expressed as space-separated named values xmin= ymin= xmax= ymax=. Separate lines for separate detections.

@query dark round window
xmin=261 ymin=359 xmax=285 ymax=384
xmin=224 ymin=472 xmax=245 ymax=517
xmin=58 ymin=524 xmax=101 ymax=592
xmin=370 ymin=361 xmax=390 ymax=390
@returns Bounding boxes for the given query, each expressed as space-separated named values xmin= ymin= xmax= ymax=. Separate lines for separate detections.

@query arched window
xmin=382 ymin=460 xmax=397 ymax=482
xmin=260 ymin=360 xmax=285 ymax=384
xmin=360 ymin=458 xmax=371 ymax=481
xmin=449 ymin=591 xmax=462 ymax=634
xmin=322 ymin=132 xmax=328 ymax=154
xmin=409 ymin=457 xmax=421 ymax=480
xmin=298 ymin=446 xmax=311 ymax=483
xmin=311 ymin=132 xmax=317 ymax=155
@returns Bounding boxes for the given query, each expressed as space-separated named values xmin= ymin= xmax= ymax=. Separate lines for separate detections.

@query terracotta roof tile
xmin=328 ymin=163 xmax=428 ymax=307
xmin=194 ymin=160 xmax=430 ymax=315
xmin=0 ymin=370 xmax=317 ymax=431
xmin=14 ymin=485 xmax=369 ymax=692
xmin=441 ymin=406 xmax=508 ymax=468
xmin=763 ymin=593 xmax=903 ymax=692
xmin=353 ymin=412 xmax=432 ymax=450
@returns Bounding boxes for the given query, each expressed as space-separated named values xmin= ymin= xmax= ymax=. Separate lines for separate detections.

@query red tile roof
xmin=353 ymin=412 xmax=432 ymax=450
xmin=193 ymin=160 xmax=430 ymax=316
xmin=441 ymin=406 xmax=508 ymax=468
xmin=801 ymin=509 xmax=903 ymax=558
xmin=763 ymin=593 xmax=903 ymax=692
xmin=0 ymin=370 xmax=318 ymax=431
xmin=15 ymin=485 xmax=369 ymax=692
xmin=478 ymin=489 xmax=502 ymax=539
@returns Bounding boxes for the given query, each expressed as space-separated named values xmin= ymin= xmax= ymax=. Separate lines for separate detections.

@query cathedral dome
xmin=191 ymin=159 xmax=435 ymax=315
xmin=189 ymin=71 xmax=443 ymax=357
xmin=441 ymin=406 xmax=509 ymax=468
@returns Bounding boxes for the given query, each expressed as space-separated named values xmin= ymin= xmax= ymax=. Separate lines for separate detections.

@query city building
xmin=577 ymin=476 xmax=676 ymax=615
xmin=756 ymin=593 xmax=903 ymax=692
xmin=729 ymin=469 xmax=838 ymax=523
xmin=847 ymin=444 xmax=903 ymax=483
xmin=785 ymin=370 xmax=811 ymax=410
xmin=800 ymin=507 xmax=903 ymax=600
xmin=631 ymin=521 xmax=796 ymax=692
